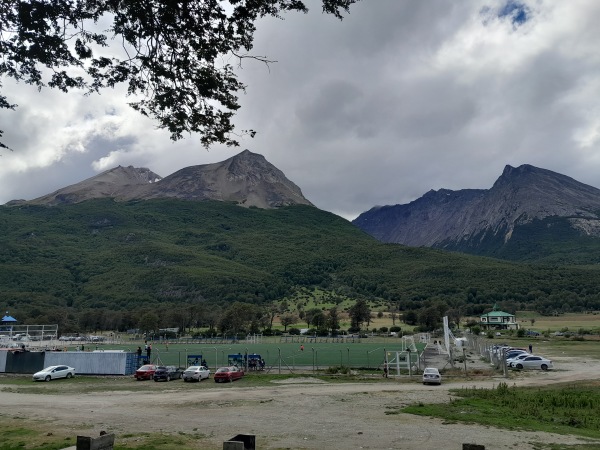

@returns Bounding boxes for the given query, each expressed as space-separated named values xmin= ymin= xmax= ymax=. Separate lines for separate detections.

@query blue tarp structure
xmin=1 ymin=313 xmax=17 ymax=323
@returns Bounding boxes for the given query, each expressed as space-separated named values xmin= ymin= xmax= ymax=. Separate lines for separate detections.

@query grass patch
xmin=401 ymin=382 xmax=600 ymax=439
xmin=0 ymin=419 xmax=216 ymax=450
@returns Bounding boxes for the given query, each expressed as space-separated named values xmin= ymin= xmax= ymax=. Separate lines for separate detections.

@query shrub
xmin=379 ymin=327 xmax=389 ymax=333
xmin=390 ymin=326 xmax=401 ymax=333
xmin=288 ymin=327 xmax=301 ymax=335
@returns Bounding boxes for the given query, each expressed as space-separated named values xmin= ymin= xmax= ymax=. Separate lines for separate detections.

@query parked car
xmin=153 ymin=366 xmax=182 ymax=382
xmin=33 ymin=365 xmax=76 ymax=381
xmin=506 ymin=353 xmax=531 ymax=367
xmin=513 ymin=356 xmax=553 ymax=370
xmin=422 ymin=367 xmax=442 ymax=385
xmin=134 ymin=364 xmax=158 ymax=380
xmin=504 ymin=349 xmax=528 ymax=359
xmin=214 ymin=366 xmax=244 ymax=383
xmin=183 ymin=365 xmax=210 ymax=382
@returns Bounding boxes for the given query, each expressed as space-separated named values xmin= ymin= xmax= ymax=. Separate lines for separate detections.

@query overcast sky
xmin=2 ymin=0 xmax=600 ymax=220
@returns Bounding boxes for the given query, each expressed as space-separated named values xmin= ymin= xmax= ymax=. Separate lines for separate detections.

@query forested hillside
xmin=1 ymin=199 xmax=599 ymax=333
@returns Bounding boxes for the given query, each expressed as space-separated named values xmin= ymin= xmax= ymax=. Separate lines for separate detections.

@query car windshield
xmin=139 ymin=365 xmax=154 ymax=371
xmin=424 ymin=368 xmax=438 ymax=374
xmin=186 ymin=366 xmax=200 ymax=371
xmin=216 ymin=368 xmax=229 ymax=373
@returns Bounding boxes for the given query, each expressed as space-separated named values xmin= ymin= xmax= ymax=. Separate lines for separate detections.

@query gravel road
xmin=1 ymin=356 xmax=599 ymax=450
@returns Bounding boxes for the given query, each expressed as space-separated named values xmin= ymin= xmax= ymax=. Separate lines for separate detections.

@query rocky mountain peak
xmin=353 ymin=164 xmax=600 ymax=254
xmin=18 ymin=151 xmax=312 ymax=209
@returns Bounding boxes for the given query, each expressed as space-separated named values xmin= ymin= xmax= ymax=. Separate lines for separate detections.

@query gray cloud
xmin=2 ymin=0 xmax=600 ymax=221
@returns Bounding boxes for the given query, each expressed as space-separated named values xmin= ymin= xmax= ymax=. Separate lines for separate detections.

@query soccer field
xmin=99 ymin=337 xmax=426 ymax=371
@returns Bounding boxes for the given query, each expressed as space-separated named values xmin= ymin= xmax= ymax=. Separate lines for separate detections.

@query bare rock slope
xmin=24 ymin=150 xmax=312 ymax=209
xmin=353 ymin=164 xmax=600 ymax=251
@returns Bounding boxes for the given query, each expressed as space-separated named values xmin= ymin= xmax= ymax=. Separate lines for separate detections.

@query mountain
xmin=2 ymin=198 xmax=600 ymax=327
xmin=22 ymin=150 xmax=312 ymax=209
xmin=353 ymin=164 xmax=600 ymax=262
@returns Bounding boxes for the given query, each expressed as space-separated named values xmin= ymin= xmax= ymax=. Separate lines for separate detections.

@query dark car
xmin=153 ymin=365 xmax=183 ymax=382
xmin=214 ymin=366 xmax=244 ymax=383
xmin=134 ymin=364 xmax=157 ymax=381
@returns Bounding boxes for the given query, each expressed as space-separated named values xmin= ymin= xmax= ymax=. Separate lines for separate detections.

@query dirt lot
xmin=1 ymin=355 xmax=600 ymax=450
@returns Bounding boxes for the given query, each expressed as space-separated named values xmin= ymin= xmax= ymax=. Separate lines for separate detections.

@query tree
xmin=326 ymin=306 xmax=340 ymax=335
xmin=139 ymin=311 xmax=159 ymax=336
xmin=219 ymin=302 xmax=257 ymax=335
xmin=304 ymin=307 xmax=324 ymax=328
xmin=348 ymin=298 xmax=370 ymax=330
xmin=0 ymin=0 xmax=358 ymax=150
xmin=279 ymin=313 xmax=297 ymax=331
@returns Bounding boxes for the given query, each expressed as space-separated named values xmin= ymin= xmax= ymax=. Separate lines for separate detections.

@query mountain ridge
xmin=14 ymin=150 xmax=312 ymax=209
xmin=353 ymin=164 xmax=600 ymax=260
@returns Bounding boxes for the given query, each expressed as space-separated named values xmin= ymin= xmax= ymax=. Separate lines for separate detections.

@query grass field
xmin=87 ymin=338 xmax=425 ymax=370
xmin=514 ymin=311 xmax=600 ymax=333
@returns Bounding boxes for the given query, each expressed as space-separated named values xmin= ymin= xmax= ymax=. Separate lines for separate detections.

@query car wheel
xmin=45 ymin=375 xmax=51 ymax=382
xmin=166 ymin=375 xmax=170 ymax=381
xmin=516 ymin=363 xmax=523 ymax=370
xmin=541 ymin=364 xmax=548 ymax=371
xmin=66 ymin=373 xmax=73 ymax=379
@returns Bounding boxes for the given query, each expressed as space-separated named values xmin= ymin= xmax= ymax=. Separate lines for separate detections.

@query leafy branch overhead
xmin=0 ymin=0 xmax=358 ymax=149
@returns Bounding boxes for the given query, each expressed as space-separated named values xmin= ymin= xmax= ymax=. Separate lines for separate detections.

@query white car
xmin=33 ymin=365 xmax=76 ymax=381
xmin=422 ymin=367 xmax=441 ymax=385
xmin=512 ymin=356 xmax=553 ymax=371
xmin=506 ymin=353 xmax=531 ymax=367
xmin=182 ymin=365 xmax=210 ymax=382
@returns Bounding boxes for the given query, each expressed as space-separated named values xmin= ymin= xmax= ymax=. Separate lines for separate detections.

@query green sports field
xmin=86 ymin=338 xmax=426 ymax=371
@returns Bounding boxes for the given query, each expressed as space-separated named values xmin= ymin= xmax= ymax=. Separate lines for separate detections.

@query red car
xmin=134 ymin=364 xmax=157 ymax=380
xmin=214 ymin=366 xmax=244 ymax=383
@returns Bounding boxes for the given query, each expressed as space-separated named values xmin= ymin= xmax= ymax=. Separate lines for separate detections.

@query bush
xmin=288 ymin=327 xmax=301 ymax=335
xmin=347 ymin=326 xmax=360 ymax=333
xmin=379 ymin=327 xmax=389 ymax=333
xmin=390 ymin=326 xmax=401 ymax=333
xmin=517 ymin=329 xmax=525 ymax=337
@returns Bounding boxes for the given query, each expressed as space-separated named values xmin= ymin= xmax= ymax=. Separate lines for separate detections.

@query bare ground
xmin=1 ymin=355 xmax=600 ymax=450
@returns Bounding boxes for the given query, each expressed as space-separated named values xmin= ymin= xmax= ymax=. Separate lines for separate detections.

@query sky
xmin=2 ymin=0 xmax=600 ymax=220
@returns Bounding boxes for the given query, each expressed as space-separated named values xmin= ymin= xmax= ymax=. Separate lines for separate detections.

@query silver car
xmin=33 ymin=365 xmax=76 ymax=381
xmin=422 ymin=367 xmax=441 ymax=385
xmin=182 ymin=365 xmax=210 ymax=382
xmin=513 ymin=356 xmax=553 ymax=370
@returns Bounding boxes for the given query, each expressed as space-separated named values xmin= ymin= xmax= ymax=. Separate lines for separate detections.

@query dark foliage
xmin=2 ymin=199 xmax=600 ymax=332
xmin=0 ymin=0 xmax=358 ymax=149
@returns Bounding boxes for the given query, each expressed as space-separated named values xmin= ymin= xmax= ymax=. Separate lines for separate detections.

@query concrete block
xmin=76 ymin=434 xmax=115 ymax=450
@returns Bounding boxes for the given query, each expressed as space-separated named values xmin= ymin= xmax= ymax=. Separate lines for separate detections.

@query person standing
xmin=300 ymin=344 xmax=304 ymax=352
xmin=528 ymin=344 xmax=533 ymax=353
xmin=146 ymin=344 xmax=152 ymax=361
xmin=383 ymin=362 xmax=388 ymax=378
xmin=136 ymin=346 xmax=142 ymax=359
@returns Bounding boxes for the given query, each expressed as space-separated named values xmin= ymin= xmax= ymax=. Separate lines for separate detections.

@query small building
xmin=479 ymin=305 xmax=519 ymax=331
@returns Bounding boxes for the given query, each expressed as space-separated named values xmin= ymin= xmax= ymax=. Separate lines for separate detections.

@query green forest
xmin=1 ymin=199 xmax=599 ymax=334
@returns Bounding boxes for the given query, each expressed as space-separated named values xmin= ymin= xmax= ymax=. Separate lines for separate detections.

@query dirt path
xmin=1 ymin=357 xmax=599 ymax=450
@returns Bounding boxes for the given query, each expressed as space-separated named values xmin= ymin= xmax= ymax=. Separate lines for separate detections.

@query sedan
xmin=506 ymin=353 xmax=531 ymax=367
xmin=422 ymin=367 xmax=441 ymax=385
xmin=153 ymin=366 xmax=182 ymax=382
xmin=513 ymin=356 xmax=553 ymax=371
xmin=214 ymin=366 xmax=244 ymax=383
xmin=183 ymin=365 xmax=210 ymax=382
xmin=134 ymin=364 xmax=157 ymax=380
xmin=33 ymin=365 xmax=75 ymax=382
xmin=504 ymin=349 xmax=528 ymax=360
